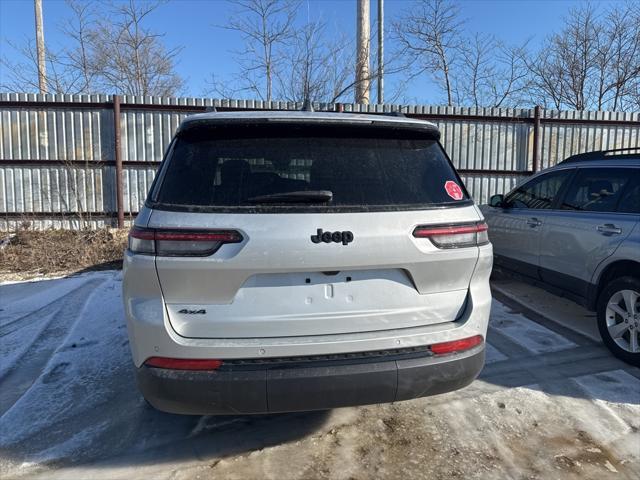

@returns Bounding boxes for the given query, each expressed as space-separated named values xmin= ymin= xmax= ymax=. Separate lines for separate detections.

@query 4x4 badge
xmin=311 ymin=229 xmax=354 ymax=245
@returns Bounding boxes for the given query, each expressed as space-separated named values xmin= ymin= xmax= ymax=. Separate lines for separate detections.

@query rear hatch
xmin=142 ymin=119 xmax=484 ymax=339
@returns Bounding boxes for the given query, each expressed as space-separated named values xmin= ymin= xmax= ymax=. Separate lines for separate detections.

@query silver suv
xmin=481 ymin=150 xmax=639 ymax=366
xmin=122 ymin=111 xmax=493 ymax=415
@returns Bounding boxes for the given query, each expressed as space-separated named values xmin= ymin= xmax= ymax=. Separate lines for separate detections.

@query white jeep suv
xmin=122 ymin=111 xmax=493 ymax=414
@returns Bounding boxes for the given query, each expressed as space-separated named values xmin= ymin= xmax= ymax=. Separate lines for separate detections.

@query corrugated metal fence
xmin=1 ymin=93 xmax=638 ymax=229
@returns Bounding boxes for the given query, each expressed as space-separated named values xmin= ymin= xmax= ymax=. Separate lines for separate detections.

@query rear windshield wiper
xmin=246 ymin=190 xmax=333 ymax=204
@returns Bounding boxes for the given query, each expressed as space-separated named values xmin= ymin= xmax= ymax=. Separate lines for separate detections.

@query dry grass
xmin=0 ymin=228 xmax=128 ymax=281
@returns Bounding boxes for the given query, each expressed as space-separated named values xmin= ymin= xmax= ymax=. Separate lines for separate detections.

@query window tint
xmin=616 ymin=170 xmax=640 ymax=214
xmin=561 ymin=168 xmax=636 ymax=213
xmin=505 ymin=170 xmax=572 ymax=209
xmin=152 ymin=125 xmax=468 ymax=212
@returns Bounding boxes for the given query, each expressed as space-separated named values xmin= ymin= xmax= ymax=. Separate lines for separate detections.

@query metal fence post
xmin=113 ymin=95 xmax=124 ymax=228
xmin=532 ymin=105 xmax=541 ymax=172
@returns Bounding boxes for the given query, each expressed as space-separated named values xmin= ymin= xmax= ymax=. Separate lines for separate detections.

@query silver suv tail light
xmin=413 ymin=222 xmax=489 ymax=248
xmin=128 ymin=227 xmax=243 ymax=256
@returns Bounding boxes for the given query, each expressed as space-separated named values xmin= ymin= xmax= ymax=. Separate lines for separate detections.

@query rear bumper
xmin=137 ymin=344 xmax=485 ymax=415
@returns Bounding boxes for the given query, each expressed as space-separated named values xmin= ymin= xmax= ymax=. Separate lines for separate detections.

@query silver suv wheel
xmin=605 ymin=289 xmax=639 ymax=353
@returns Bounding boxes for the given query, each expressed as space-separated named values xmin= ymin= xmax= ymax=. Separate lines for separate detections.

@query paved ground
xmin=1 ymin=271 xmax=639 ymax=479
xmin=491 ymin=271 xmax=601 ymax=341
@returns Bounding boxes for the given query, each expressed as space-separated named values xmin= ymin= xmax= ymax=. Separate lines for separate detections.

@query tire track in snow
xmin=0 ymin=278 xmax=106 ymax=417
xmin=0 ymin=276 xmax=93 ymax=331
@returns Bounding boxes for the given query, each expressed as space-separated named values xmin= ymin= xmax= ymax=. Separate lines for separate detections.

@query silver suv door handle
xmin=527 ymin=217 xmax=542 ymax=227
xmin=597 ymin=224 xmax=622 ymax=235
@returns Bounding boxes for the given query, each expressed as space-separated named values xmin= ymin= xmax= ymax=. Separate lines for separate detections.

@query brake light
xmin=128 ymin=227 xmax=242 ymax=256
xmin=413 ymin=222 xmax=489 ymax=248
xmin=430 ymin=335 xmax=483 ymax=355
xmin=145 ymin=357 xmax=223 ymax=370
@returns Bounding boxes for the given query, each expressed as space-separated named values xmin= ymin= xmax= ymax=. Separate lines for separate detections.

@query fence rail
xmin=1 ymin=93 xmax=638 ymax=230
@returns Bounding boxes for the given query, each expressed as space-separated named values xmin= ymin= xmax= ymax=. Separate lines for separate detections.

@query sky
xmin=0 ymin=0 xmax=622 ymax=104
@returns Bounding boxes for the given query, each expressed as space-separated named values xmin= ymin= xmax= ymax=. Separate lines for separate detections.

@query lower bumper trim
xmin=137 ymin=345 xmax=485 ymax=415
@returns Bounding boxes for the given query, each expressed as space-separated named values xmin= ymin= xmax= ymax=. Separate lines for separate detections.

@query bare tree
xmin=219 ymin=0 xmax=298 ymax=101
xmin=393 ymin=0 xmax=464 ymax=106
xmin=629 ymin=79 xmax=640 ymax=111
xmin=525 ymin=2 xmax=639 ymax=111
xmin=58 ymin=0 xmax=100 ymax=93
xmin=1 ymin=0 xmax=183 ymax=96
xmin=211 ymin=1 xmax=384 ymax=104
xmin=455 ymin=34 xmax=530 ymax=108
xmin=525 ymin=5 xmax=597 ymax=110
xmin=274 ymin=19 xmax=353 ymax=103
xmin=525 ymin=48 xmax=565 ymax=109
xmin=598 ymin=4 xmax=640 ymax=111
xmin=91 ymin=0 xmax=184 ymax=96
xmin=454 ymin=33 xmax=491 ymax=108
xmin=1 ymin=39 xmax=68 ymax=93
xmin=1 ymin=24 xmax=88 ymax=95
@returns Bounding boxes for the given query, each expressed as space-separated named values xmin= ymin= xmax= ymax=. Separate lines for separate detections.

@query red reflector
xmin=145 ymin=357 xmax=223 ymax=371
xmin=430 ymin=335 xmax=483 ymax=355
xmin=413 ymin=223 xmax=487 ymax=237
xmin=154 ymin=231 xmax=242 ymax=242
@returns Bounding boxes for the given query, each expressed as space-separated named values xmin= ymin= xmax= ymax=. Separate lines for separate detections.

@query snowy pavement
xmin=0 ymin=271 xmax=639 ymax=479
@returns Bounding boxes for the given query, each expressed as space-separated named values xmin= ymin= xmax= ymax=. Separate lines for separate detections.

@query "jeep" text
xmin=310 ymin=229 xmax=354 ymax=245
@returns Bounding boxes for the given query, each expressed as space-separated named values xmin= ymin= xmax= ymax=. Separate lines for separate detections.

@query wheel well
xmin=595 ymin=260 xmax=640 ymax=304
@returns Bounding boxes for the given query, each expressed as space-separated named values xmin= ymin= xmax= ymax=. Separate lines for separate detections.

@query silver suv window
xmin=149 ymin=124 xmax=470 ymax=213
xmin=560 ymin=168 xmax=638 ymax=212
xmin=505 ymin=170 xmax=572 ymax=209
xmin=618 ymin=172 xmax=640 ymax=214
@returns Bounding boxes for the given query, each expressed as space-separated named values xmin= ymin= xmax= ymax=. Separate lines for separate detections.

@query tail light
xmin=145 ymin=357 xmax=223 ymax=370
xmin=430 ymin=335 xmax=483 ymax=355
xmin=413 ymin=222 xmax=489 ymax=248
xmin=128 ymin=227 xmax=242 ymax=256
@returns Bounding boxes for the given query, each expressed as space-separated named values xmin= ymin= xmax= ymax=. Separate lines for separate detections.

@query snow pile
xmin=1 ymin=272 xmax=135 ymax=474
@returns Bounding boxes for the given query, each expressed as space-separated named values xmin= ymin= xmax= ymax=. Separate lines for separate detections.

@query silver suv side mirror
xmin=489 ymin=194 xmax=505 ymax=207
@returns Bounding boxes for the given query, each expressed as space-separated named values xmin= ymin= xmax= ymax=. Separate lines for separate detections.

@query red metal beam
xmin=113 ymin=95 xmax=124 ymax=228
xmin=458 ymin=169 xmax=532 ymax=176
xmin=1 ymin=160 xmax=530 ymax=176
xmin=1 ymin=99 xmax=638 ymax=126
xmin=532 ymin=105 xmax=541 ymax=172
xmin=0 ymin=159 xmax=161 ymax=167
xmin=1 ymin=211 xmax=137 ymax=218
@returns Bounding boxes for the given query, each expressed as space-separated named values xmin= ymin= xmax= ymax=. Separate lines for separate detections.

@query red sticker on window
xmin=444 ymin=181 xmax=464 ymax=200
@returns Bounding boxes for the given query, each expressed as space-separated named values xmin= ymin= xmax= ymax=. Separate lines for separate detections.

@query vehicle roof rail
xmin=560 ymin=147 xmax=640 ymax=163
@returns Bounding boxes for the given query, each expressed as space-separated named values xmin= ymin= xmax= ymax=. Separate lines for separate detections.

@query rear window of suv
xmin=148 ymin=123 xmax=470 ymax=212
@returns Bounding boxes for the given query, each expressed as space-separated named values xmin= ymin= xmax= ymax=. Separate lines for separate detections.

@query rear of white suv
xmin=122 ymin=111 xmax=492 ymax=414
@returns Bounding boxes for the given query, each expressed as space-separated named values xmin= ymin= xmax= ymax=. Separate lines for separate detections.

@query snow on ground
xmin=0 ymin=272 xmax=639 ymax=480
xmin=484 ymin=343 xmax=508 ymax=364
